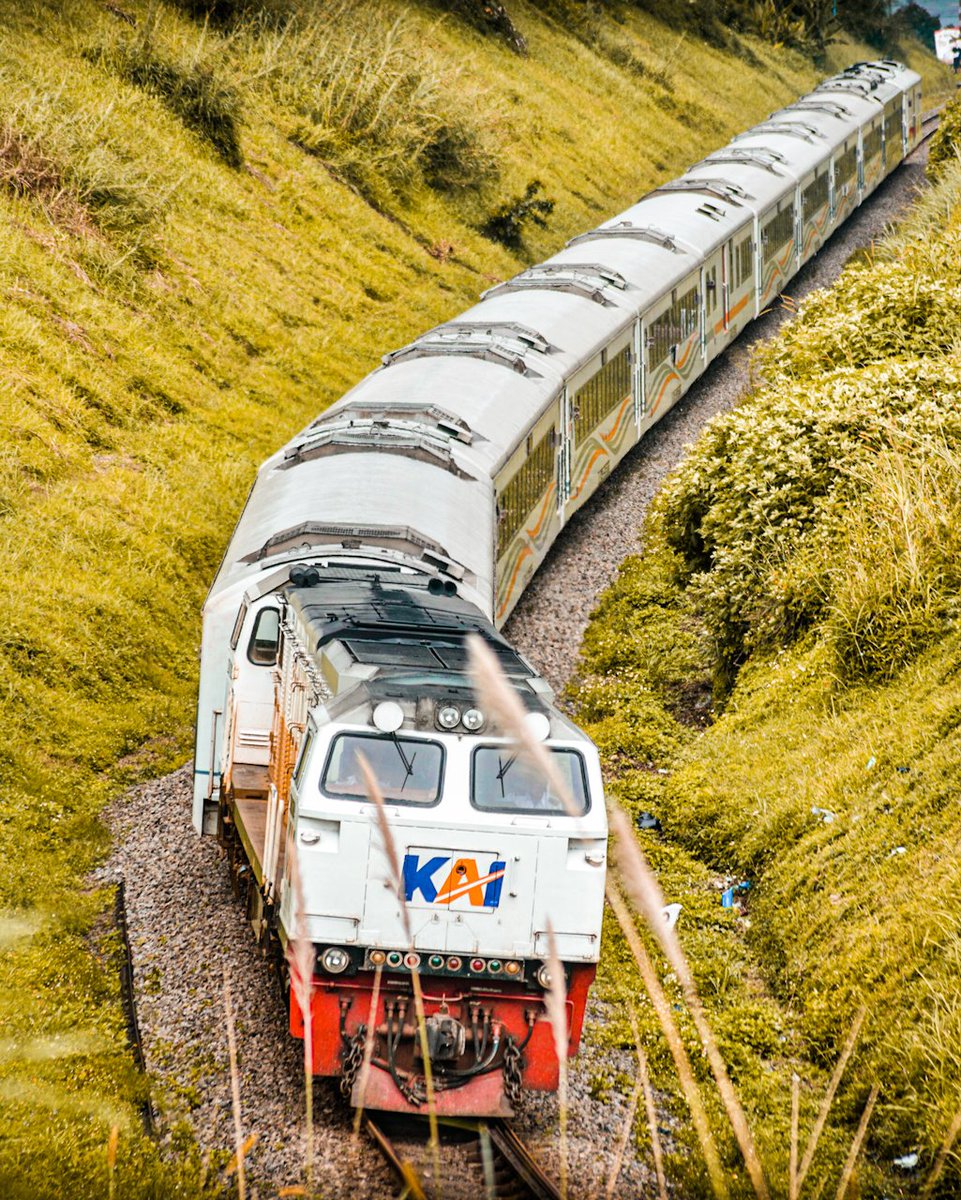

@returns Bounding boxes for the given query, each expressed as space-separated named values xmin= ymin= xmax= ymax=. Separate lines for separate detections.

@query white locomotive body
xmin=193 ymin=61 xmax=921 ymax=1116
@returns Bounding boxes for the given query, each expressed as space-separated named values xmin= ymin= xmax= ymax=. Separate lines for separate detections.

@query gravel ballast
xmin=101 ymin=145 xmax=931 ymax=1199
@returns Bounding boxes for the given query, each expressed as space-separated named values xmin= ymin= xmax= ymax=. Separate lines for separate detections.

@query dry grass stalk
xmin=478 ymin=1123 xmax=497 ymax=1200
xmin=833 ymin=1083 xmax=879 ymax=1200
xmin=358 ymin=754 xmax=442 ymax=1192
xmin=605 ymin=1075 xmax=641 ymax=1200
xmin=466 ymin=633 xmax=579 ymax=817
xmin=610 ymin=805 xmax=770 ymax=1200
xmin=795 ymin=1006 xmax=867 ymax=1194
xmin=223 ymin=971 xmax=247 ymax=1200
xmin=790 ymin=1073 xmax=800 ymax=1200
xmin=286 ymin=848 xmax=317 ymax=1195
xmin=107 ymin=1124 xmax=119 ymax=1200
xmin=919 ymin=1104 xmax=961 ymax=1200
xmin=606 ymin=882 xmax=728 ymax=1199
xmin=544 ymin=922 xmax=569 ymax=1200
xmin=631 ymin=1006 xmax=668 ymax=1200
xmin=352 ymin=963 xmax=384 ymax=1136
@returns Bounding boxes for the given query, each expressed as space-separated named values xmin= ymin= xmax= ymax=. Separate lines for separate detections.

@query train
xmin=192 ymin=60 xmax=922 ymax=1117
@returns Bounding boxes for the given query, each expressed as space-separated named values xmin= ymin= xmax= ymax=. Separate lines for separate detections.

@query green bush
xmin=927 ymin=94 xmax=961 ymax=179
xmin=480 ymin=179 xmax=554 ymax=248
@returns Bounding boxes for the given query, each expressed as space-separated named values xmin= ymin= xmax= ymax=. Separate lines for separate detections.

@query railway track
xmin=365 ymin=1115 xmax=563 ymax=1200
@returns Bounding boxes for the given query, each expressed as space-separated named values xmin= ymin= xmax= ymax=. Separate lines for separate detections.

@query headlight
xmin=462 ymin=707 xmax=485 ymax=732
xmin=321 ymin=946 xmax=350 ymax=974
xmin=436 ymin=704 xmax=461 ymax=730
xmin=536 ymin=964 xmax=553 ymax=989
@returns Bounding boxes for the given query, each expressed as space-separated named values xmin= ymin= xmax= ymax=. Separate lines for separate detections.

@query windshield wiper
xmin=391 ymin=734 xmax=417 ymax=791
xmin=496 ymin=754 xmax=516 ymax=798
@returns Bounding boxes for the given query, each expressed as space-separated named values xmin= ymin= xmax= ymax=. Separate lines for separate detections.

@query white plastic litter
xmin=661 ymin=903 xmax=682 ymax=929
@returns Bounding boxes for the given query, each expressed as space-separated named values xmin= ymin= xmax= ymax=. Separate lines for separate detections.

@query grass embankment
xmin=577 ymin=134 xmax=961 ymax=1195
xmin=0 ymin=0 xmax=950 ymax=1192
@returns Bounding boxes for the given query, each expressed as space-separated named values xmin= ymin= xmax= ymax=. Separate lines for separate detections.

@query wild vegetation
xmin=575 ymin=158 xmax=961 ymax=1196
xmin=0 ymin=0 xmax=952 ymax=1194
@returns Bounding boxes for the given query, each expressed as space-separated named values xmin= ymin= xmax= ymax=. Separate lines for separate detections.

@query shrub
xmin=95 ymin=36 xmax=243 ymax=168
xmin=435 ymin=0 xmax=527 ymax=55
xmin=927 ymin=95 xmax=961 ymax=180
xmin=480 ymin=179 xmax=554 ymax=248
xmin=252 ymin=7 xmax=501 ymax=201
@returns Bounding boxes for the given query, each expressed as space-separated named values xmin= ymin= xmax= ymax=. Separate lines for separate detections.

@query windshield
xmin=471 ymin=746 xmax=589 ymax=815
xmin=321 ymin=733 xmax=444 ymax=806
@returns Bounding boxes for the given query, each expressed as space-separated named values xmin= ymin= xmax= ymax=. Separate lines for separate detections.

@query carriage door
xmin=721 ymin=240 xmax=731 ymax=332
xmin=559 ymin=388 xmax=573 ymax=506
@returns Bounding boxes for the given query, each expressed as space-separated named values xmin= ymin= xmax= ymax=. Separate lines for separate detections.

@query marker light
xmin=488 ymin=960 xmax=502 ymax=974
xmin=321 ymin=946 xmax=350 ymax=974
xmin=470 ymin=958 xmax=485 ymax=973
xmin=373 ymin=700 xmax=404 ymax=733
xmin=504 ymin=961 xmax=522 ymax=976
xmin=404 ymin=952 xmax=421 ymax=969
xmin=428 ymin=954 xmax=444 ymax=970
xmin=536 ymin=964 xmax=553 ymax=989
xmin=462 ymin=707 xmax=485 ymax=732
xmin=446 ymin=956 xmax=462 ymax=971
xmin=436 ymin=704 xmax=461 ymax=730
xmin=369 ymin=950 xmax=387 ymax=966
xmin=387 ymin=951 xmax=403 ymax=967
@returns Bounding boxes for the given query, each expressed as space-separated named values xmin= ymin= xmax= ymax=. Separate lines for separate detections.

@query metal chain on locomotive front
xmin=340 ymin=1025 xmax=367 ymax=1101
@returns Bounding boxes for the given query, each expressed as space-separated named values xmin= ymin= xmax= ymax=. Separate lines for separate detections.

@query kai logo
xmin=402 ymin=850 xmax=506 ymax=911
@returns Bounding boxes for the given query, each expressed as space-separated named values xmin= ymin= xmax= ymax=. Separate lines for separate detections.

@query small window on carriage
xmin=247 ymin=607 xmax=281 ymax=666
xmin=292 ymin=727 xmax=315 ymax=791
xmin=230 ymin=601 xmax=248 ymax=651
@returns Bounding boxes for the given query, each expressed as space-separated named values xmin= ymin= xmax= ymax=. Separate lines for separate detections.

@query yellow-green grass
xmin=0 ymin=0 xmax=951 ymax=1192
xmin=576 ymin=161 xmax=961 ymax=1196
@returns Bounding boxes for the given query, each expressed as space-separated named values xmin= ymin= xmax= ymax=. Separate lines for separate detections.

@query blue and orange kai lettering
xmin=402 ymin=853 xmax=506 ymax=909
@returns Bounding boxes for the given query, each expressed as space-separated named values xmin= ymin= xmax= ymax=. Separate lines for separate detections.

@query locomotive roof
xmin=285 ymin=575 xmax=545 ymax=711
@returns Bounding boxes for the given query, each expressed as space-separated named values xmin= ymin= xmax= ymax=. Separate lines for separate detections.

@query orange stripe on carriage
xmin=647 ymin=369 xmax=680 ymax=417
xmin=600 ymin=393 xmax=633 ymax=446
xmin=525 ymin=481 xmax=557 ymax=540
xmin=571 ymin=445 xmax=609 ymax=501
xmin=495 ymin=543 xmax=533 ymax=620
xmin=714 ymin=292 xmax=750 ymax=337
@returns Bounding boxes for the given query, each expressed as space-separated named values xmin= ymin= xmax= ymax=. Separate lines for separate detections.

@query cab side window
xmin=247 ymin=607 xmax=280 ymax=666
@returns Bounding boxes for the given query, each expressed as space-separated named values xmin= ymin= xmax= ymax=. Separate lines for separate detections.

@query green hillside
xmin=0 ymin=0 xmax=951 ymax=1194
xmin=577 ymin=137 xmax=961 ymax=1195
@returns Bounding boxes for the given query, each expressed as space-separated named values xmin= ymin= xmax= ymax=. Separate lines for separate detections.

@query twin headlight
xmin=435 ymin=704 xmax=485 ymax=732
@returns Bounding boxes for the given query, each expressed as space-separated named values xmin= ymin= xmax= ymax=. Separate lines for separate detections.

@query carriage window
xmin=247 ymin=607 xmax=280 ymax=666
xmin=573 ymin=347 xmax=632 ymax=445
xmin=884 ymin=106 xmax=902 ymax=157
xmin=763 ymin=203 xmax=795 ymax=263
xmin=802 ymin=172 xmax=828 ymax=217
xmin=647 ymin=284 xmax=699 ymax=368
xmin=863 ymin=124 xmax=882 ymax=161
xmin=471 ymin=746 xmax=589 ymax=815
xmin=321 ymin=733 xmax=443 ymax=806
xmin=735 ymin=237 xmax=754 ymax=289
xmin=835 ymin=143 xmax=857 ymax=185
xmin=496 ymin=428 xmax=555 ymax=559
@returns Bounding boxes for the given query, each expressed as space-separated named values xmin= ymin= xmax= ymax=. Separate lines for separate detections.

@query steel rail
xmin=364 ymin=1115 xmax=562 ymax=1200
